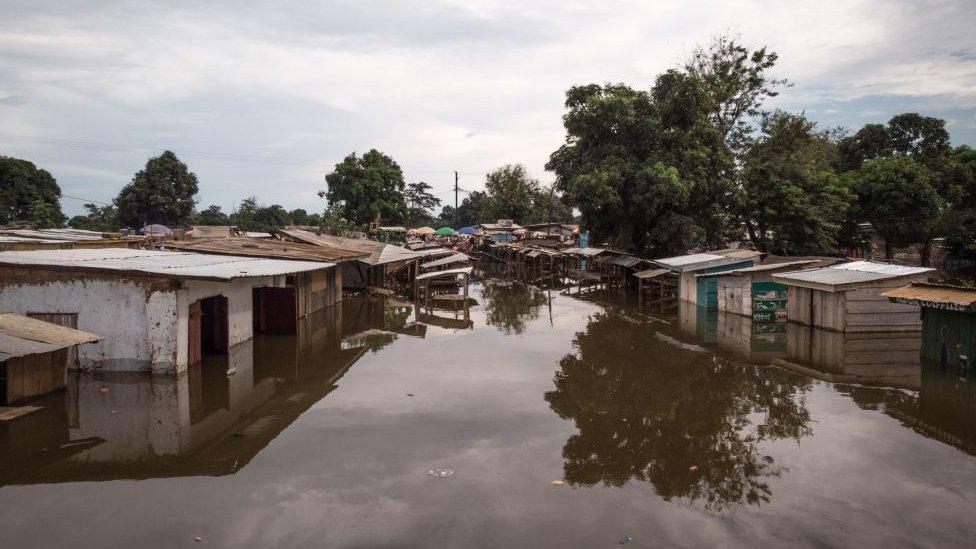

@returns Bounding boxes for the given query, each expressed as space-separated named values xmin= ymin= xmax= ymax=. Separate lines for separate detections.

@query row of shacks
xmin=480 ymin=237 xmax=976 ymax=372
xmin=0 ymin=227 xmax=467 ymax=407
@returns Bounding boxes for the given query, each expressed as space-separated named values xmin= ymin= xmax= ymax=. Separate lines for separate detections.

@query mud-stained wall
xmin=0 ymin=269 xmax=287 ymax=374
xmin=0 ymin=277 xmax=177 ymax=371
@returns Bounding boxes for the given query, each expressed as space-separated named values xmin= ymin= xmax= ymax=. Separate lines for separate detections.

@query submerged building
xmin=0 ymin=249 xmax=337 ymax=374
xmin=883 ymin=283 xmax=976 ymax=369
xmin=772 ymin=261 xmax=933 ymax=332
xmin=652 ymin=249 xmax=763 ymax=305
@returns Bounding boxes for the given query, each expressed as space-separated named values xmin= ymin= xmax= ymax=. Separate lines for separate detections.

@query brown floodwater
xmin=2 ymin=280 xmax=976 ymax=548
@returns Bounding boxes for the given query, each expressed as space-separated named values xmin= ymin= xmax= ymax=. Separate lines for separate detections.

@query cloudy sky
xmin=2 ymin=0 xmax=975 ymax=217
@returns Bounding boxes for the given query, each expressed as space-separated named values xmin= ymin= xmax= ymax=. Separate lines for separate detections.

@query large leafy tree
xmin=321 ymin=149 xmax=407 ymax=226
xmin=404 ymin=181 xmax=441 ymax=226
xmin=483 ymin=164 xmax=539 ymax=223
xmin=547 ymin=80 xmax=704 ymax=256
xmin=684 ymin=34 xmax=787 ymax=151
xmin=854 ymin=156 xmax=943 ymax=260
xmin=251 ymin=204 xmax=292 ymax=232
xmin=739 ymin=111 xmax=852 ymax=254
xmin=0 ymin=156 xmax=65 ymax=228
xmin=115 ymin=151 xmax=198 ymax=228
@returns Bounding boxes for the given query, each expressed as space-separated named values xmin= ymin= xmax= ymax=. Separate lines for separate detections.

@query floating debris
xmin=98 ymin=386 xmax=109 ymax=394
xmin=193 ymin=536 xmax=203 ymax=543
xmin=689 ymin=465 xmax=699 ymax=472
xmin=426 ymin=468 xmax=454 ymax=477
xmin=551 ymin=479 xmax=566 ymax=486
xmin=618 ymin=534 xmax=632 ymax=545
xmin=226 ymin=368 xmax=237 ymax=376
xmin=406 ymin=393 xmax=415 ymax=397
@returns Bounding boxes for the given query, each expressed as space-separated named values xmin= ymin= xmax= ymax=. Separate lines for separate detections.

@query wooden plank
xmin=0 ymin=405 xmax=42 ymax=422
xmin=846 ymin=299 xmax=920 ymax=314
xmin=846 ymin=312 xmax=922 ymax=326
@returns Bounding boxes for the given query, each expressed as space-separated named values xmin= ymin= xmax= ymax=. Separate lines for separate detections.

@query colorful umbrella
xmin=458 ymin=226 xmax=477 ymax=235
xmin=414 ymin=226 xmax=437 ymax=235
xmin=436 ymin=227 xmax=457 ymax=236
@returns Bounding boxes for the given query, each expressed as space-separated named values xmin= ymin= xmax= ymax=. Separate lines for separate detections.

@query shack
xmin=697 ymin=260 xmax=821 ymax=321
xmin=883 ymin=283 xmax=976 ymax=369
xmin=278 ymin=229 xmax=423 ymax=291
xmin=0 ymin=249 xmax=336 ymax=374
xmin=652 ymin=249 xmax=763 ymax=305
xmin=478 ymin=220 xmax=523 ymax=244
xmin=166 ymin=237 xmax=367 ymax=313
xmin=772 ymin=261 xmax=933 ymax=332
xmin=0 ymin=313 xmax=101 ymax=405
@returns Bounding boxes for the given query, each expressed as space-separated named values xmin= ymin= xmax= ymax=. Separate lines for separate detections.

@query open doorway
xmin=188 ymin=295 xmax=229 ymax=365
xmin=253 ymin=286 xmax=297 ymax=334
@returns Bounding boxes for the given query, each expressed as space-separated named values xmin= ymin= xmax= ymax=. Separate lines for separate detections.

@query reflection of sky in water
xmin=1 ymin=282 xmax=975 ymax=547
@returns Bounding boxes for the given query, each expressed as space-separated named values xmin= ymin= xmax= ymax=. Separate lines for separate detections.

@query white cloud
xmin=1 ymin=0 xmax=974 ymax=215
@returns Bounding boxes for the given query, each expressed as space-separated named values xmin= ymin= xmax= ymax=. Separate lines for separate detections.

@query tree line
xmin=1 ymin=149 xmax=570 ymax=235
xmin=2 ymin=34 xmax=975 ymax=263
xmin=546 ymin=35 xmax=976 ymax=263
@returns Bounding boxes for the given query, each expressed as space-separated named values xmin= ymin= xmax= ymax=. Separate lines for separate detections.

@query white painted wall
xmin=0 ymin=273 xmax=287 ymax=374
xmin=0 ymin=278 xmax=168 ymax=371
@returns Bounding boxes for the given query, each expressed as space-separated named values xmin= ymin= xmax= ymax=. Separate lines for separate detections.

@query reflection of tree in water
xmin=544 ymin=312 xmax=813 ymax=511
xmin=481 ymin=282 xmax=549 ymax=334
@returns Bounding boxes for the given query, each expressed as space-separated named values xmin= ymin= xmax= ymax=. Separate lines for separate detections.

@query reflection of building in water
xmin=0 ymin=304 xmax=367 ymax=486
xmin=482 ymin=281 xmax=548 ymax=335
xmin=776 ymin=324 xmax=922 ymax=389
xmin=715 ymin=310 xmax=786 ymax=362
xmin=678 ymin=301 xmax=718 ymax=344
xmin=841 ymin=368 xmax=976 ymax=456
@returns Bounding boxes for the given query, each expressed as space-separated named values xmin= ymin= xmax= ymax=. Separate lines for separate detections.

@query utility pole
xmin=454 ymin=170 xmax=459 ymax=228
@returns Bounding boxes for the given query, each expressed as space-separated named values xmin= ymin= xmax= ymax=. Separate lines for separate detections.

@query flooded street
xmin=2 ymin=279 xmax=976 ymax=548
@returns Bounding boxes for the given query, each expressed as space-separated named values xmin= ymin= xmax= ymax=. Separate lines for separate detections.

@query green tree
xmin=229 ymin=197 xmax=258 ymax=230
xmin=193 ymin=204 xmax=230 ymax=226
xmin=684 ymin=34 xmax=788 ymax=150
xmin=483 ymin=164 xmax=539 ymax=223
xmin=251 ymin=204 xmax=292 ymax=232
xmin=404 ymin=181 xmax=441 ymax=226
xmin=855 ymin=156 xmax=944 ymax=260
xmin=321 ymin=150 xmax=407 ymax=226
xmin=289 ymin=208 xmax=310 ymax=226
xmin=835 ymin=123 xmax=892 ymax=172
xmin=547 ymin=81 xmax=702 ymax=256
xmin=739 ymin=111 xmax=852 ymax=254
xmin=939 ymin=146 xmax=976 ymax=262
xmin=68 ymin=203 xmax=119 ymax=232
xmin=115 ymin=151 xmax=198 ymax=228
xmin=0 ymin=156 xmax=65 ymax=227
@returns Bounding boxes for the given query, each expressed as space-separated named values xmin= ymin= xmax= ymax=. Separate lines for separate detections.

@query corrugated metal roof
xmin=883 ymin=283 xmax=976 ymax=311
xmin=279 ymin=229 xmax=423 ymax=266
xmin=633 ymin=268 xmax=673 ymax=280
xmin=0 ymin=249 xmax=332 ymax=281
xmin=421 ymin=253 xmax=470 ymax=270
xmin=773 ymin=261 xmax=934 ymax=290
xmin=415 ymin=266 xmax=473 ymax=281
xmin=562 ymin=247 xmax=609 ymax=257
xmin=695 ymin=259 xmax=821 ymax=278
xmin=2 ymin=228 xmax=105 ymax=241
xmin=0 ymin=313 xmax=101 ymax=361
xmin=167 ymin=237 xmax=367 ymax=262
xmin=653 ymin=250 xmax=761 ymax=272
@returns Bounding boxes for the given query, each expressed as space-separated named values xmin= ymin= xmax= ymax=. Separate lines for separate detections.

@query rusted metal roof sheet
xmin=278 ymin=229 xmax=423 ymax=266
xmin=421 ymin=253 xmax=470 ymax=270
xmin=561 ymin=247 xmax=610 ymax=257
xmin=883 ymin=283 xmax=976 ymax=311
xmin=773 ymin=261 xmax=934 ymax=291
xmin=0 ymin=313 xmax=101 ymax=361
xmin=167 ymin=237 xmax=367 ymax=262
xmin=0 ymin=249 xmax=332 ymax=282
xmin=415 ymin=266 xmax=473 ymax=281
xmin=633 ymin=268 xmax=672 ymax=280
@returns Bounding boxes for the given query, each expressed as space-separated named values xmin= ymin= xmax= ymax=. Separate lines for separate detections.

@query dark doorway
xmin=189 ymin=295 xmax=229 ymax=365
xmin=253 ymin=287 xmax=297 ymax=334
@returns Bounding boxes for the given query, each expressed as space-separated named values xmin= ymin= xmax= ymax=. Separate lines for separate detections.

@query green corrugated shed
xmin=921 ymin=308 xmax=976 ymax=369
